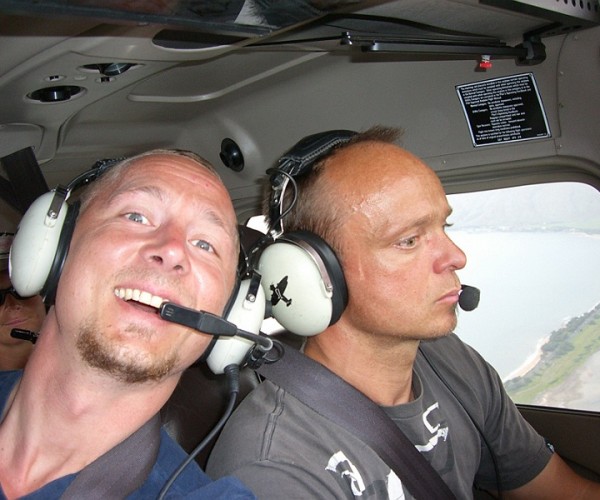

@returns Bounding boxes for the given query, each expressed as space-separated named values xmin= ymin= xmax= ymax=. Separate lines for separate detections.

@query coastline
xmin=503 ymin=301 xmax=600 ymax=410
xmin=503 ymin=335 xmax=550 ymax=382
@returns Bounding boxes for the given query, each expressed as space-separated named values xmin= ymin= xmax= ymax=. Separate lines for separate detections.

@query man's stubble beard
xmin=76 ymin=318 xmax=177 ymax=384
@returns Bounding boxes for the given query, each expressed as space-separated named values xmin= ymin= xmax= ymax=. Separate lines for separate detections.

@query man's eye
xmin=398 ymin=236 xmax=418 ymax=249
xmin=191 ymin=239 xmax=214 ymax=252
xmin=125 ymin=212 xmax=149 ymax=224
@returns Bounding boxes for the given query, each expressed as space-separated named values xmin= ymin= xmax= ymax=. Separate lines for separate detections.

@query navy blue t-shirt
xmin=0 ymin=370 xmax=255 ymax=499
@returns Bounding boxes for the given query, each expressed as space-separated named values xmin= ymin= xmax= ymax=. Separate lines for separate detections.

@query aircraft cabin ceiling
xmin=1 ymin=0 xmax=599 ymax=226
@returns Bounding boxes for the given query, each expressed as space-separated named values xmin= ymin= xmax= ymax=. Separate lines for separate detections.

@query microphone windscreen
xmin=459 ymin=285 xmax=480 ymax=311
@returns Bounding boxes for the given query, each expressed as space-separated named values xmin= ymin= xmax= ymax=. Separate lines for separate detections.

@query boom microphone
xmin=160 ymin=303 xmax=237 ymax=336
xmin=458 ymin=285 xmax=480 ymax=311
xmin=159 ymin=302 xmax=274 ymax=353
xmin=10 ymin=328 xmax=39 ymax=344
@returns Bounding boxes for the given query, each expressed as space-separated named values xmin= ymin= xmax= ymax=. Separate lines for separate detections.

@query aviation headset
xmin=8 ymin=155 xmax=267 ymax=374
xmin=257 ymin=130 xmax=356 ymax=337
xmin=9 ymin=160 xmax=116 ymax=304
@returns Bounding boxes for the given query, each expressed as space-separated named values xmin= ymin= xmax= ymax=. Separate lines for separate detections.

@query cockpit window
xmin=448 ymin=182 xmax=600 ymax=411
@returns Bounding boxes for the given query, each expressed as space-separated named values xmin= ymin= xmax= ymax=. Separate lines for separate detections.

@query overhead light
xmin=98 ymin=63 xmax=134 ymax=76
xmin=81 ymin=63 xmax=136 ymax=76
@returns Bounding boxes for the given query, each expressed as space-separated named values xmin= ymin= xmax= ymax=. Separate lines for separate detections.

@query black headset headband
xmin=66 ymin=157 xmax=126 ymax=193
xmin=271 ymin=129 xmax=356 ymax=182
xmin=268 ymin=129 xmax=356 ymax=236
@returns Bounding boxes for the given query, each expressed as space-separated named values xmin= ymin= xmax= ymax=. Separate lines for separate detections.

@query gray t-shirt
xmin=207 ymin=334 xmax=552 ymax=499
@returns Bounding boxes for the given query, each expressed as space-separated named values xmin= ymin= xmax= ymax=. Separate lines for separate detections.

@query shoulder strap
xmin=61 ymin=413 xmax=161 ymax=499
xmin=258 ymin=347 xmax=456 ymax=500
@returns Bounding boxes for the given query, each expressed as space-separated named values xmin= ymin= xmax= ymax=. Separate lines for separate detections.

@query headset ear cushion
xmin=9 ymin=191 xmax=71 ymax=298
xmin=258 ymin=230 xmax=347 ymax=336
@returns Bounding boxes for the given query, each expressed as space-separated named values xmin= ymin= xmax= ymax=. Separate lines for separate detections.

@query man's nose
xmin=143 ymin=226 xmax=189 ymax=273
xmin=434 ymin=233 xmax=467 ymax=273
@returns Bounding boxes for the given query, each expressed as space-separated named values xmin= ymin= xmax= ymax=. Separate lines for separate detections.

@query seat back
xmin=161 ymin=362 xmax=260 ymax=468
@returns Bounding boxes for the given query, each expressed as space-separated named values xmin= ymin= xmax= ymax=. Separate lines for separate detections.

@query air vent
xmin=80 ymin=63 xmax=138 ymax=76
xmin=27 ymin=85 xmax=85 ymax=103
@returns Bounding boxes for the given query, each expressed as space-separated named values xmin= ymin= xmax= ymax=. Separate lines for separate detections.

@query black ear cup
xmin=9 ymin=190 xmax=74 ymax=303
xmin=258 ymin=230 xmax=347 ymax=336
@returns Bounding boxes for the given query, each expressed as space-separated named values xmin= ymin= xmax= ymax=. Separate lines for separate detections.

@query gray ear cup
xmin=258 ymin=231 xmax=348 ymax=336
xmin=9 ymin=190 xmax=72 ymax=300
xmin=206 ymin=278 xmax=266 ymax=375
xmin=9 ymin=162 xmax=121 ymax=304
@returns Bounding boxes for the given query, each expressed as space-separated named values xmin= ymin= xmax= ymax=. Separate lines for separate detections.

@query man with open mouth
xmin=0 ymin=150 xmax=255 ymax=499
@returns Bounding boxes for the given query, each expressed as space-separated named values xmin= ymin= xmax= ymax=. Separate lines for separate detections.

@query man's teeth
xmin=114 ymin=288 xmax=165 ymax=309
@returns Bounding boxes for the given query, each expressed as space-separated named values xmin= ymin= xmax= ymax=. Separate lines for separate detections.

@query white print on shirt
xmin=326 ymin=451 xmax=366 ymax=496
xmin=326 ymin=451 xmax=406 ymax=499
xmin=415 ymin=402 xmax=449 ymax=453
xmin=386 ymin=470 xmax=406 ymax=500
xmin=324 ymin=402 xmax=448 ymax=498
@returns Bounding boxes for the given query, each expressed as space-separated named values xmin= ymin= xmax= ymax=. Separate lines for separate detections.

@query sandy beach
xmin=503 ymin=335 xmax=550 ymax=382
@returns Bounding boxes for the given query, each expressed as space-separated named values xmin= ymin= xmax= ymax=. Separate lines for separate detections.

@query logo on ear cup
xmin=270 ymin=276 xmax=292 ymax=307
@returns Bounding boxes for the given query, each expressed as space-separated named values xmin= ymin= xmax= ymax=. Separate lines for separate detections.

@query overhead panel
xmin=481 ymin=0 xmax=600 ymax=35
